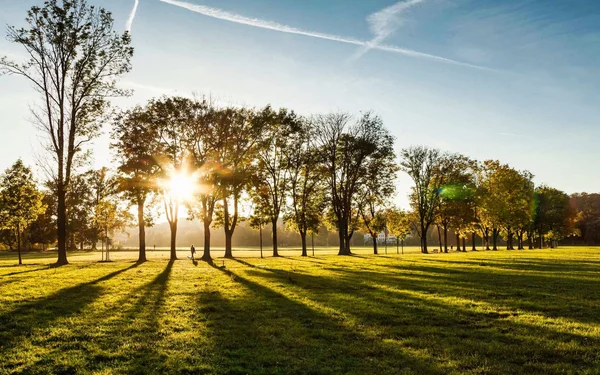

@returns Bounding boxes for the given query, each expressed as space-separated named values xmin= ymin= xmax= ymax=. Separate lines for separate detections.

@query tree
xmin=570 ymin=193 xmax=600 ymax=245
xmin=434 ymin=154 xmax=475 ymax=253
xmin=213 ymin=107 xmax=263 ymax=258
xmin=253 ymin=106 xmax=300 ymax=257
xmin=535 ymin=186 xmax=577 ymax=248
xmin=284 ymin=121 xmax=327 ymax=257
xmin=386 ymin=208 xmax=412 ymax=254
xmin=248 ymin=212 xmax=269 ymax=259
xmin=0 ymin=160 xmax=46 ymax=265
xmin=184 ymin=98 xmax=220 ymax=262
xmin=93 ymin=198 xmax=132 ymax=261
xmin=113 ymin=105 xmax=162 ymax=263
xmin=1 ymin=0 xmax=134 ymax=265
xmin=357 ymin=128 xmax=397 ymax=255
xmin=400 ymin=147 xmax=452 ymax=253
xmin=28 ymin=192 xmax=57 ymax=250
xmin=315 ymin=112 xmax=392 ymax=255
xmin=146 ymin=96 xmax=197 ymax=261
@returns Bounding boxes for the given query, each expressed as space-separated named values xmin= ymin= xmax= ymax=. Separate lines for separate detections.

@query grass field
xmin=1 ymin=247 xmax=599 ymax=374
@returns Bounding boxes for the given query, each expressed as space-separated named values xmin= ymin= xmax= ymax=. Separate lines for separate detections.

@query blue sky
xmin=1 ymin=0 xmax=599 ymax=208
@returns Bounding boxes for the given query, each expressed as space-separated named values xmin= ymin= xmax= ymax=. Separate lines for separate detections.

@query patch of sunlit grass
xmin=1 ymin=247 xmax=599 ymax=374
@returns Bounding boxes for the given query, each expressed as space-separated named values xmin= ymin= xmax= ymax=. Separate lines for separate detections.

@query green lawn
xmin=1 ymin=248 xmax=599 ymax=375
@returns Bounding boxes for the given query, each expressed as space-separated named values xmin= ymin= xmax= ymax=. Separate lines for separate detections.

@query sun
xmin=165 ymin=171 xmax=197 ymax=202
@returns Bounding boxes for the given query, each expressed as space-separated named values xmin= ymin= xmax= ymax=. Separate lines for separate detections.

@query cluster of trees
xmin=112 ymin=98 xmax=402 ymax=262
xmin=401 ymin=147 xmax=579 ymax=253
xmin=0 ymin=161 xmax=131 ymax=264
xmin=0 ymin=0 xmax=597 ymax=266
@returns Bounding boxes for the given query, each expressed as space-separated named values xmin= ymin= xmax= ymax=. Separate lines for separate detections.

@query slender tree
xmin=1 ymin=0 xmax=133 ymax=265
xmin=253 ymin=106 xmax=300 ymax=257
xmin=112 ymin=106 xmax=161 ymax=262
xmin=401 ymin=147 xmax=452 ymax=253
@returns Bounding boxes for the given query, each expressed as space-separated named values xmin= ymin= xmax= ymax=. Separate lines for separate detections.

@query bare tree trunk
xmin=437 ymin=225 xmax=443 ymax=252
xmin=259 ymin=224 xmax=263 ymax=259
xmin=443 ymin=225 xmax=448 ymax=253
xmin=17 ymin=226 xmax=22 ymax=266
xmin=56 ymin=184 xmax=68 ymax=265
xmin=338 ymin=217 xmax=351 ymax=255
xmin=137 ymin=197 xmax=147 ymax=263
xmin=456 ymin=232 xmax=461 ymax=252
xmin=492 ymin=229 xmax=499 ymax=250
xmin=272 ymin=218 xmax=279 ymax=257
xmin=471 ymin=232 xmax=476 ymax=251
xmin=202 ymin=220 xmax=212 ymax=262
xmin=372 ymin=234 xmax=378 ymax=255
xmin=224 ymin=230 xmax=233 ymax=258
xmin=301 ymin=231 xmax=307 ymax=257
xmin=169 ymin=221 xmax=178 ymax=260
xmin=421 ymin=224 xmax=428 ymax=254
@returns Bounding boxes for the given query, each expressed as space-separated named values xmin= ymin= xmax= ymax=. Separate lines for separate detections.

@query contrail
xmin=159 ymin=0 xmax=492 ymax=71
xmin=126 ymin=0 xmax=140 ymax=33
xmin=351 ymin=0 xmax=428 ymax=61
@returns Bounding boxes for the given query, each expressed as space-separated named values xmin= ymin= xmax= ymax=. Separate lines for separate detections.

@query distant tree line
xmin=1 ymin=0 xmax=598 ymax=266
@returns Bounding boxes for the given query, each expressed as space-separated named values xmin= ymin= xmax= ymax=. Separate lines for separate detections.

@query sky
xmin=0 ymin=0 xmax=599 ymax=209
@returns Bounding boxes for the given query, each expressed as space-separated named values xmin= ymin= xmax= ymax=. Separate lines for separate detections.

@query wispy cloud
xmin=352 ymin=0 xmax=428 ymax=61
xmin=158 ymin=0 xmax=491 ymax=71
xmin=126 ymin=0 xmax=140 ymax=33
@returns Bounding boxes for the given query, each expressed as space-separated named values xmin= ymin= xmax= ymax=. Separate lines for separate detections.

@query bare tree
xmin=1 ymin=0 xmax=133 ymax=265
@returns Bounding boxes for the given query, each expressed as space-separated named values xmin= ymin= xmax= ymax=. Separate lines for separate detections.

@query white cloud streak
xmin=351 ymin=0 xmax=427 ymax=61
xmin=159 ymin=0 xmax=492 ymax=71
xmin=126 ymin=0 xmax=140 ymax=33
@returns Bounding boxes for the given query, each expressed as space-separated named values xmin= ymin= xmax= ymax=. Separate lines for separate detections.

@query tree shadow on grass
xmin=9 ymin=261 xmax=174 ymax=375
xmin=421 ymin=258 xmax=600 ymax=273
xmin=95 ymin=260 xmax=175 ymax=374
xmin=338 ymin=263 xmax=600 ymax=325
xmin=243 ymin=266 xmax=600 ymax=374
xmin=0 ymin=262 xmax=140 ymax=360
xmin=198 ymin=263 xmax=445 ymax=375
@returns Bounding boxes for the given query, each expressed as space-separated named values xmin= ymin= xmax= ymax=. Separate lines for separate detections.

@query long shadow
xmin=338 ymin=263 xmax=600 ymax=325
xmin=199 ymin=263 xmax=445 ymax=375
xmin=422 ymin=258 xmax=600 ymax=273
xmin=12 ymin=261 xmax=174 ymax=375
xmin=1 ymin=266 xmax=54 ymax=277
xmin=243 ymin=266 xmax=600 ymax=374
xmin=0 ymin=262 xmax=139 ymax=354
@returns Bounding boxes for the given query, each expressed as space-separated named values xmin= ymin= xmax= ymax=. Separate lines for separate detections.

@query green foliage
xmin=0 ymin=160 xmax=46 ymax=255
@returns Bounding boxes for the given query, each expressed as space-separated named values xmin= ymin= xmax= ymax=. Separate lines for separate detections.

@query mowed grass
xmin=1 ymin=248 xmax=599 ymax=375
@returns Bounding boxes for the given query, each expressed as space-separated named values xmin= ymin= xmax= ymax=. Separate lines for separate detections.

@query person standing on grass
xmin=190 ymin=244 xmax=196 ymax=260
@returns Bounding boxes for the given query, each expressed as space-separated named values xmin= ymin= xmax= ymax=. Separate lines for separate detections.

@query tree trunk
xmin=372 ymin=234 xmax=378 ymax=255
xmin=443 ymin=225 xmax=448 ymax=253
xmin=462 ymin=237 xmax=466 ymax=252
xmin=272 ymin=218 xmax=279 ymax=257
xmin=492 ymin=229 xmax=499 ymax=250
xmin=201 ymin=220 xmax=212 ymax=262
xmin=137 ymin=198 xmax=147 ymax=263
xmin=17 ymin=226 xmax=22 ymax=266
xmin=169 ymin=221 xmax=178 ymax=260
xmin=471 ymin=232 xmax=476 ymax=251
xmin=338 ymin=217 xmax=351 ymax=255
xmin=301 ymin=231 xmax=307 ymax=257
xmin=259 ymin=225 xmax=263 ymax=259
xmin=56 ymin=183 xmax=68 ymax=265
xmin=507 ymin=229 xmax=513 ymax=250
xmin=456 ymin=232 xmax=460 ymax=251
xmin=437 ymin=225 xmax=443 ymax=253
xmin=224 ymin=230 xmax=233 ymax=258
xmin=421 ymin=224 xmax=428 ymax=254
